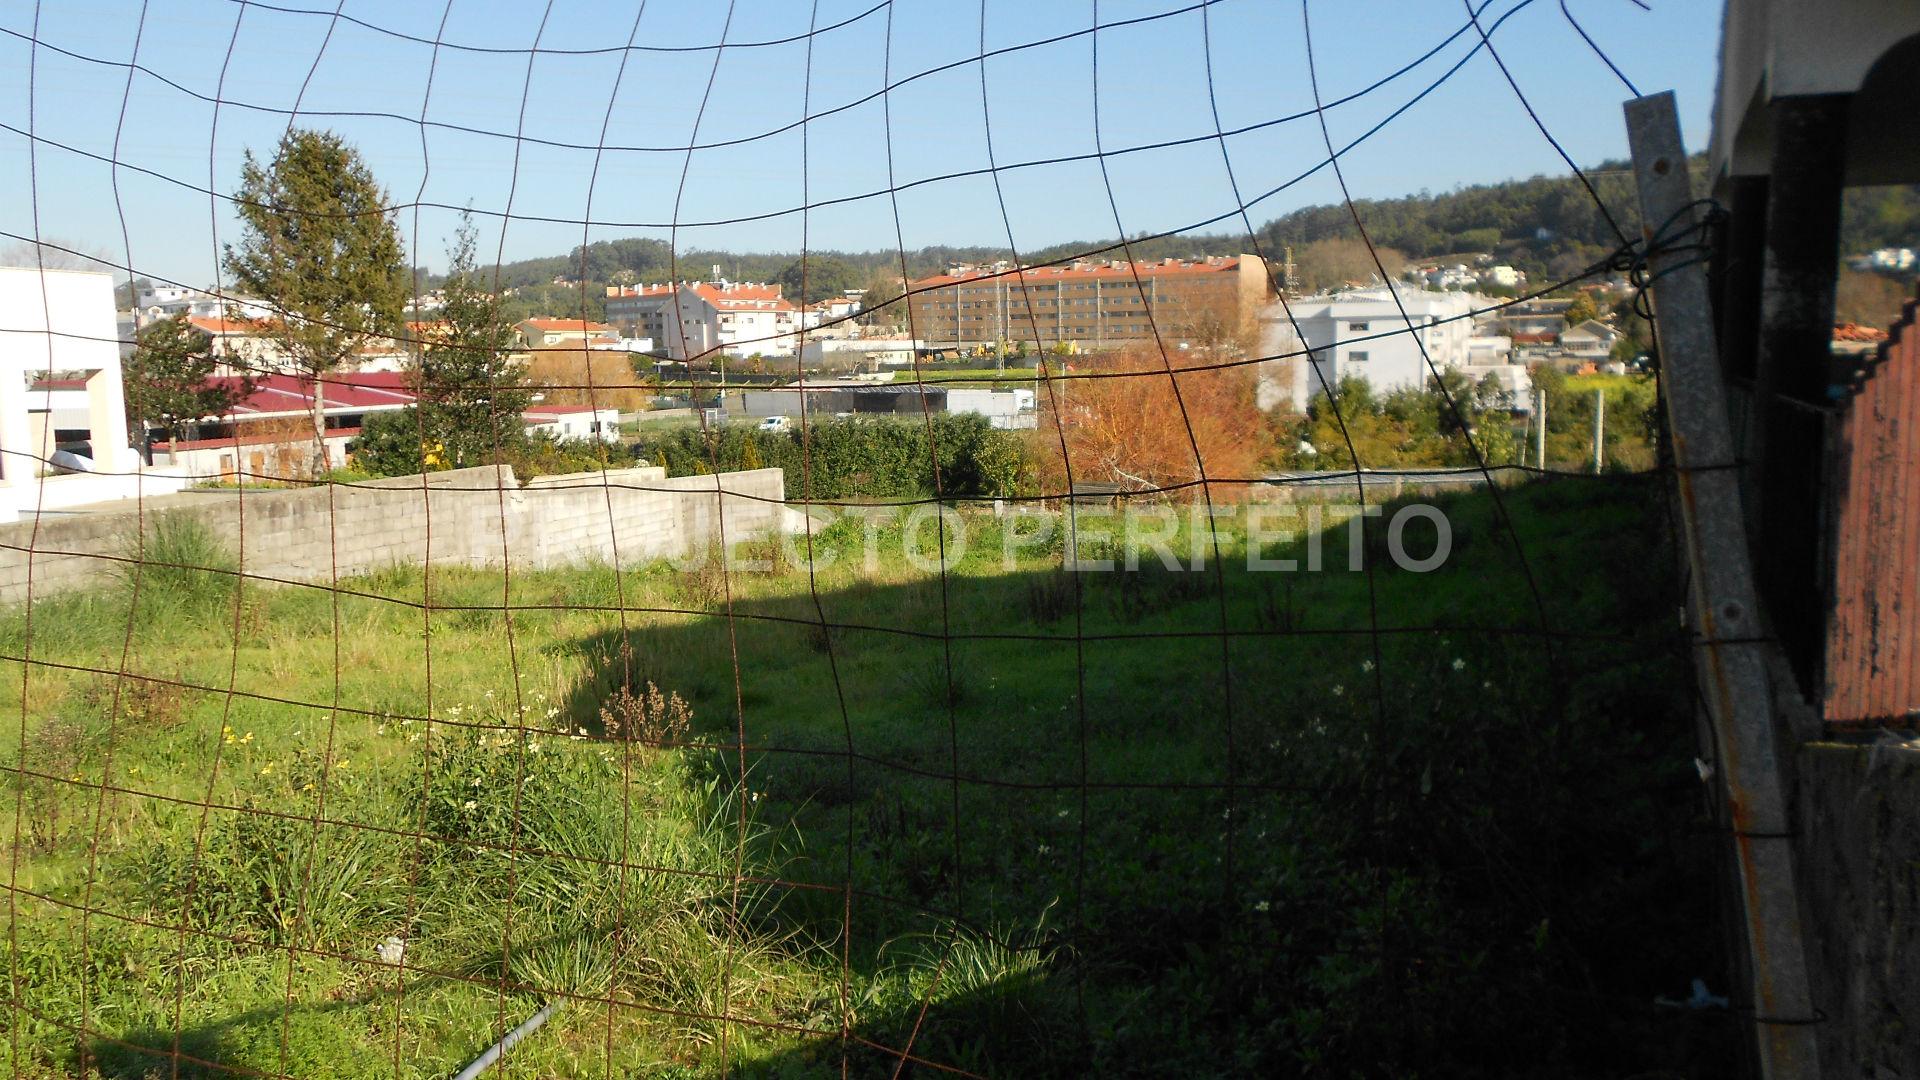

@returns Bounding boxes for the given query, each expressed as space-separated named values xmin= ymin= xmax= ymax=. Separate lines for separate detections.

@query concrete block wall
xmin=1796 ymin=740 xmax=1920 ymax=1078
xmin=0 ymin=465 xmax=787 ymax=603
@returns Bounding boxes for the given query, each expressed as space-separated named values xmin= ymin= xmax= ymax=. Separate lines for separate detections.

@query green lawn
xmin=1 ymin=478 xmax=1728 ymax=1077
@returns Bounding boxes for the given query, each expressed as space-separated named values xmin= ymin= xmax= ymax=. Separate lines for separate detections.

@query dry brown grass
xmin=524 ymin=347 xmax=653 ymax=410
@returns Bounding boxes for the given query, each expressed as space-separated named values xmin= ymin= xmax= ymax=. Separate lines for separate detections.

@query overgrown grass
xmin=0 ymin=478 xmax=1730 ymax=1077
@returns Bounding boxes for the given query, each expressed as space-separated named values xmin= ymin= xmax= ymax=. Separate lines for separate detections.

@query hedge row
xmin=633 ymin=414 xmax=1030 ymax=500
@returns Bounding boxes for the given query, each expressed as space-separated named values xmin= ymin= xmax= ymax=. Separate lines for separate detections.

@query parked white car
xmin=756 ymin=416 xmax=791 ymax=434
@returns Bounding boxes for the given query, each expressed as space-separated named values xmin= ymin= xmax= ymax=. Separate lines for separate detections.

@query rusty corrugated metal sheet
xmin=1826 ymin=289 xmax=1920 ymax=726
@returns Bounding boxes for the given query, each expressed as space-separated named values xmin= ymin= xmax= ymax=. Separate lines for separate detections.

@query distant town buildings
xmin=131 ymin=283 xmax=272 ymax=326
xmin=146 ymin=371 xmax=623 ymax=479
xmin=905 ymin=255 xmax=1270 ymax=353
xmin=516 ymin=317 xmax=620 ymax=353
xmin=1405 ymin=257 xmax=1526 ymax=293
xmin=798 ymin=296 xmax=862 ymax=330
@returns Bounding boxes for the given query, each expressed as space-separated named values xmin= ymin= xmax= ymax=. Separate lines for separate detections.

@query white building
xmin=608 ymin=281 xmax=800 ymax=361
xmin=1481 ymin=265 xmax=1522 ymax=290
xmin=667 ymin=282 xmax=799 ymax=360
xmin=1459 ymin=363 xmax=1534 ymax=412
xmin=1258 ymin=287 xmax=1479 ymax=411
xmin=797 ymin=337 xmax=922 ymax=371
xmin=590 ymin=336 xmax=654 ymax=354
xmin=523 ymin=403 xmax=620 ymax=443
xmin=1467 ymin=336 xmax=1513 ymax=365
xmin=948 ymin=387 xmax=1037 ymax=430
xmin=0 ymin=268 xmax=188 ymax=518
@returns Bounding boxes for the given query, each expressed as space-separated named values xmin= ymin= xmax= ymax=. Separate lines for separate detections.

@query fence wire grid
xmin=0 ymin=1 xmax=1741 ymax=1078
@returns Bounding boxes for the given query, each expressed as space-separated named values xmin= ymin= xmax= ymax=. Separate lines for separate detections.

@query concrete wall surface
xmin=0 ymin=464 xmax=787 ymax=604
xmin=1796 ymin=739 xmax=1920 ymax=1077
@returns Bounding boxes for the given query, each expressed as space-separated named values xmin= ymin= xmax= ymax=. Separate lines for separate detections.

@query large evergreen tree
xmin=223 ymin=129 xmax=406 ymax=477
xmin=411 ymin=213 xmax=529 ymax=466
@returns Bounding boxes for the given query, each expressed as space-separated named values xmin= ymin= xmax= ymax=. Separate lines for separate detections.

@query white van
xmin=756 ymin=416 xmax=792 ymax=434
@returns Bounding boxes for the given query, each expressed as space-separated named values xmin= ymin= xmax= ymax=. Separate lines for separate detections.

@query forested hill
xmin=482 ymin=162 xmax=1920 ymax=317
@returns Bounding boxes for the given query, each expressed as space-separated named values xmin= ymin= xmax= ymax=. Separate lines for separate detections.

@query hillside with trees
xmin=470 ymin=168 xmax=1920 ymax=335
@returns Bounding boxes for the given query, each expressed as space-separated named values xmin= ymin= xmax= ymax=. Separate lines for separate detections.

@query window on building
xmin=1347 ymin=321 xmax=1370 ymax=332
xmin=1348 ymin=351 xmax=1369 ymax=362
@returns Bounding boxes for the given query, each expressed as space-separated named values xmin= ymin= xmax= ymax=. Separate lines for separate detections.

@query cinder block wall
xmin=0 ymin=465 xmax=787 ymax=603
xmin=1796 ymin=740 xmax=1920 ymax=1077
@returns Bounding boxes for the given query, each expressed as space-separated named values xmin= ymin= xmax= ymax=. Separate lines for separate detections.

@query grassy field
xmin=1 ymin=478 xmax=1730 ymax=1077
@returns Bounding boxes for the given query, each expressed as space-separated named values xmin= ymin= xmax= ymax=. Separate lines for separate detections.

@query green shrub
xmin=120 ymin=511 xmax=239 ymax=613
xmin=633 ymin=414 xmax=1032 ymax=499
xmin=345 ymin=406 xmax=434 ymax=477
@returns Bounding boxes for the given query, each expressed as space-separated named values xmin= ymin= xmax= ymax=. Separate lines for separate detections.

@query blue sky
xmin=0 ymin=0 xmax=1721 ymax=290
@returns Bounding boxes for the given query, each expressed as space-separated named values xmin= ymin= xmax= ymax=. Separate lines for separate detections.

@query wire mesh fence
xmin=0 ymin=1 xmax=1746 ymax=1076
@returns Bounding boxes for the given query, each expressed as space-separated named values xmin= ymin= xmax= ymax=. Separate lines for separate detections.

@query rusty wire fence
xmin=0 ymin=2 xmax=1758 ymax=1077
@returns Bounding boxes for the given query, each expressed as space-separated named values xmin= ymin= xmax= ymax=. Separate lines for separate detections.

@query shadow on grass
xmin=540 ymin=480 xmax=1739 ymax=1077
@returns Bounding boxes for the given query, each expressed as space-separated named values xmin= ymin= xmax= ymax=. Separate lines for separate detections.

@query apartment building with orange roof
xmin=605 ymin=279 xmax=801 ymax=360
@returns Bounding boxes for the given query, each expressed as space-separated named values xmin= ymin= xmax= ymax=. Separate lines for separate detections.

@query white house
xmin=523 ymin=403 xmax=619 ymax=444
xmin=1258 ymin=286 xmax=1478 ymax=411
xmin=947 ymin=387 xmax=1037 ymax=430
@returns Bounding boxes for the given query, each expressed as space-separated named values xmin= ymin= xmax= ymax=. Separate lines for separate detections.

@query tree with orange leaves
xmin=1029 ymin=345 xmax=1274 ymax=497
